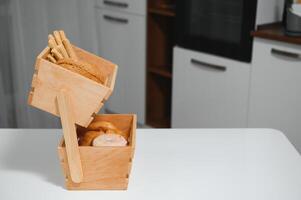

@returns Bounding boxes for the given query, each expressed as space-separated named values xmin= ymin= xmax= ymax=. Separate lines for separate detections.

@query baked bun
xmin=57 ymin=58 xmax=106 ymax=84
xmin=79 ymin=130 xmax=105 ymax=146
xmin=92 ymin=133 xmax=127 ymax=147
xmin=87 ymin=121 xmax=119 ymax=132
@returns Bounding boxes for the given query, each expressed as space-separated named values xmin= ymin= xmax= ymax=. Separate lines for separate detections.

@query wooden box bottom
xmin=57 ymin=114 xmax=136 ymax=190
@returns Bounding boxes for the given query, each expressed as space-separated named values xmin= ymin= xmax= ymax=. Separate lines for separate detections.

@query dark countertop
xmin=251 ymin=22 xmax=301 ymax=45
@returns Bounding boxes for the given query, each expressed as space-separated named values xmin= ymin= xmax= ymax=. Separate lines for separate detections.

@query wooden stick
xmin=57 ymin=44 xmax=69 ymax=58
xmin=59 ymin=30 xmax=67 ymax=41
xmin=62 ymin=39 xmax=78 ymax=61
xmin=51 ymin=48 xmax=64 ymax=60
xmin=48 ymin=37 xmax=57 ymax=49
xmin=48 ymin=34 xmax=57 ymax=44
xmin=53 ymin=30 xmax=63 ymax=45
xmin=46 ymin=54 xmax=57 ymax=63
xmin=57 ymin=89 xmax=83 ymax=183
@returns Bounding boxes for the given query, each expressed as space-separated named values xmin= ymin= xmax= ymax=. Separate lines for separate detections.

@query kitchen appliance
xmin=176 ymin=0 xmax=258 ymax=62
xmin=283 ymin=0 xmax=301 ymax=36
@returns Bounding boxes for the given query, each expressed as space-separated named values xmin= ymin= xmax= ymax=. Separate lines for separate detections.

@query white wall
xmin=256 ymin=0 xmax=285 ymax=25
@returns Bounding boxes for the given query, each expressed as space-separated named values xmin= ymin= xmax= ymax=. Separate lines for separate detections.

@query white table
xmin=0 ymin=129 xmax=301 ymax=200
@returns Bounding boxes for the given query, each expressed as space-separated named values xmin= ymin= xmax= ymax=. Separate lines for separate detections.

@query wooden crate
xmin=58 ymin=114 xmax=136 ymax=190
xmin=28 ymin=45 xmax=118 ymax=127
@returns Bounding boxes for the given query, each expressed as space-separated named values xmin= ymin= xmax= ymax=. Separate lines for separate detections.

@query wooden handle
xmin=57 ymin=89 xmax=83 ymax=183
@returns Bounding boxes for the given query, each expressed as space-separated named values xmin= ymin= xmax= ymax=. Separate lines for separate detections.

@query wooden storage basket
xmin=58 ymin=114 xmax=136 ymax=190
xmin=28 ymin=45 xmax=117 ymax=127
xmin=28 ymin=45 xmax=136 ymax=190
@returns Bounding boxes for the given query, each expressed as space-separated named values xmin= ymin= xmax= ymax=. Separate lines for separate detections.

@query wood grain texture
xmin=66 ymin=178 xmax=129 ymax=190
xmin=73 ymin=45 xmax=118 ymax=98
xmin=58 ymin=114 xmax=136 ymax=190
xmin=28 ymin=46 xmax=117 ymax=127
xmin=57 ymin=90 xmax=83 ymax=183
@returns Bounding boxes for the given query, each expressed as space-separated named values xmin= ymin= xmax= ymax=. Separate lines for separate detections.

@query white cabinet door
xmin=249 ymin=39 xmax=301 ymax=152
xmin=172 ymin=47 xmax=250 ymax=128
xmin=96 ymin=8 xmax=146 ymax=123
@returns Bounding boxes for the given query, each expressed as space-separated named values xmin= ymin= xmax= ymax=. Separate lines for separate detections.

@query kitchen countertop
xmin=0 ymin=128 xmax=301 ymax=200
xmin=251 ymin=22 xmax=301 ymax=45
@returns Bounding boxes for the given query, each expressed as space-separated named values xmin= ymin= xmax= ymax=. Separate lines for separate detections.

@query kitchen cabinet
xmin=146 ymin=0 xmax=176 ymax=128
xmin=248 ymin=38 xmax=301 ymax=152
xmin=96 ymin=7 xmax=146 ymax=124
xmin=172 ymin=47 xmax=251 ymax=128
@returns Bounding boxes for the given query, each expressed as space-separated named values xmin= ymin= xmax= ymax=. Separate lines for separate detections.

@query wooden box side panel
xmin=73 ymin=46 xmax=118 ymax=94
xmin=30 ymin=58 xmax=108 ymax=127
xmin=59 ymin=146 xmax=128 ymax=190
xmin=66 ymin=178 xmax=129 ymax=190
xmin=58 ymin=146 xmax=132 ymax=189
xmin=59 ymin=145 xmax=133 ymax=179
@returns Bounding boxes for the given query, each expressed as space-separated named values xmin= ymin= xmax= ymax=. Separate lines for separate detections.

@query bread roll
xmin=92 ymin=133 xmax=127 ymax=147
xmin=57 ymin=58 xmax=106 ymax=84
xmin=88 ymin=121 xmax=118 ymax=132
xmin=106 ymin=129 xmax=127 ymax=139
xmin=79 ymin=131 xmax=105 ymax=146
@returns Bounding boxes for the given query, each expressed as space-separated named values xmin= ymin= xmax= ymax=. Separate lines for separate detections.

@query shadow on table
xmin=2 ymin=130 xmax=64 ymax=188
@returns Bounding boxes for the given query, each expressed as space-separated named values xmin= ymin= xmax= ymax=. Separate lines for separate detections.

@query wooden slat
xmin=59 ymin=145 xmax=131 ymax=181
xmin=129 ymin=114 xmax=136 ymax=147
xmin=30 ymin=59 xmax=108 ymax=127
xmin=57 ymin=89 xmax=83 ymax=183
xmin=66 ymin=178 xmax=129 ymax=190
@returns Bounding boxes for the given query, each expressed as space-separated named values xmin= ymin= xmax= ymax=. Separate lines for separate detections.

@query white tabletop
xmin=0 ymin=129 xmax=300 ymax=200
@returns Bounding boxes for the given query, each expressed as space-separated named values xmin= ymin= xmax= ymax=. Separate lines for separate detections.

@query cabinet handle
xmin=271 ymin=48 xmax=301 ymax=60
xmin=191 ymin=58 xmax=226 ymax=71
xmin=103 ymin=15 xmax=128 ymax=24
xmin=103 ymin=0 xmax=128 ymax=8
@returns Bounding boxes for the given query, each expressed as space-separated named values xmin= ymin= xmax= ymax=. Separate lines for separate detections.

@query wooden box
xmin=28 ymin=45 xmax=117 ymax=127
xmin=58 ymin=114 xmax=136 ymax=190
xmin=28 ymin=44 xmax=136 ymax=190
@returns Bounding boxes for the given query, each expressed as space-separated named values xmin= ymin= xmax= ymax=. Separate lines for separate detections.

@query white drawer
xmin=253 ymin=38 xmax=301 ymax=59
xmin=95 ymin=0 xmax=146 ymax=15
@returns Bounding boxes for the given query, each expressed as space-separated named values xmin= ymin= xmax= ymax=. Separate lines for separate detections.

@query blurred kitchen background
xmin=1 ymin=0 xmax=301 ymax=151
